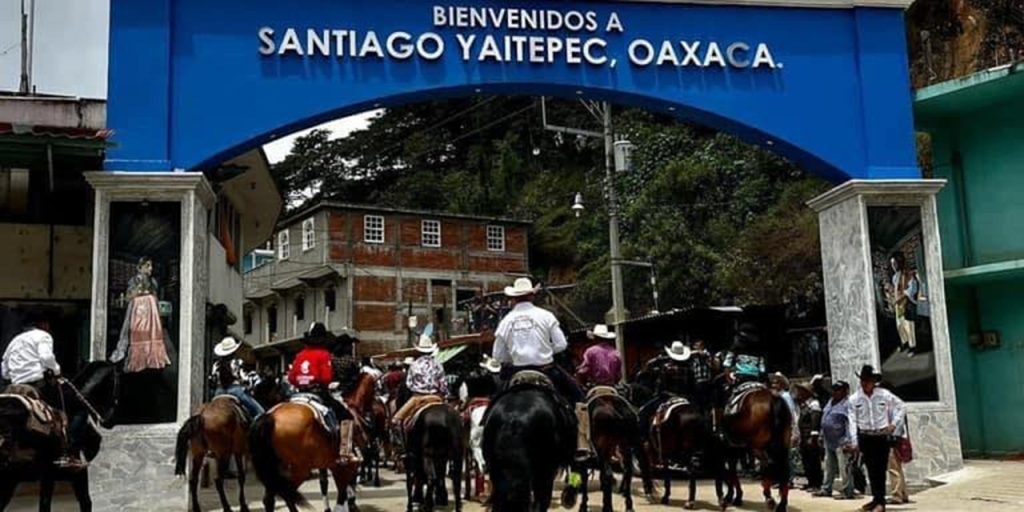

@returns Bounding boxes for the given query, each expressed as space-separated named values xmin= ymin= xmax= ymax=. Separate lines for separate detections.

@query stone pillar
xmin=84 ymin=172 xmax=213 ymax=510
xmin=809 ymin=179 xmax=963 ymax=483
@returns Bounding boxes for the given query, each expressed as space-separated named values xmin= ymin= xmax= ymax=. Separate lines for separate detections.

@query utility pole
xmin=19 ymin=0 xmax=30 ymax=94
xmin=602 ymin=102 xmax=628 ymax=382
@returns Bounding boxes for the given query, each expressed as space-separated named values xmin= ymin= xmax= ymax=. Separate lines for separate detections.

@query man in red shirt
xmin=288 ymin=322 xmax=357 ymax=462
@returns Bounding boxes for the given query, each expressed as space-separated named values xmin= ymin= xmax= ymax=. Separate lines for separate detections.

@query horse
xmin=174 ymin=395 xmax=252 ymax=512
xmin=462 ymin=397 xmax=490 ymax=502
xmin=359 ymin=397 xmax=387 ymax=487
xmin=403 ymin=402 xmax=465 ymax=512
xmin=716 ymin=382 xmax=794 ymax=512
xmin=0 ymin=361 xmax=120 ymax=512
xmin=483 ymin=379 xmax=579 ymax=512
xmin=639 ymin=396 xmax=712 ymax=510
xmin=579 ymin=390 xmax=647 ymax=512
xmin=249 ymin=373 xmax=376 ymax=512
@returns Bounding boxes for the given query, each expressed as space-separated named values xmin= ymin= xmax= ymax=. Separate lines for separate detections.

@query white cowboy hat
xmin=414 ymin=333 xmax=438 ymax=354
xmin=214 ymin=336 xmax=242 ymax=357
xmin=504 ymin=277 xmax=539 ymax=297
xmin=480 ymin=356 xmax=501 ymax=374
xmin=590 ymin=324 xmax=616 ymax=340
xmin=402 ymin=356 xmax=415 ymax=366
xmin=664 ymin=341 xmax=692 ymax=362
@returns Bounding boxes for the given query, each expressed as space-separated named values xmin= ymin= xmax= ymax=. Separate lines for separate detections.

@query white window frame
xmin=486 ymin=225 xmax=506 ymax=252
xmin=364 ymin=214 xmax=385 ymax=244
xmin=277 ymin=229 xmax=290 ymax=260
xmin=421 ymin=219 xmax=441 ymax=248
xmin=302 ymin=217 xmax=316 ymax=251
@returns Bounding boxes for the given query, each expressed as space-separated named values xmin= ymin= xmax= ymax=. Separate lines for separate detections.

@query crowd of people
xmin=1 ymin=274 xmax=913 ymax=511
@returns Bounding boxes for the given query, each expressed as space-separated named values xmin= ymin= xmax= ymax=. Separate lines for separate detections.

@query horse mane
xmin=344 ymin=372 xmax=377 ymax=413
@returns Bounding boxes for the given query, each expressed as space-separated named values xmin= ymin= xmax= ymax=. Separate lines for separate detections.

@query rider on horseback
xmin=491 ymin=277 xmax=592 ymax=462
xmin=636 ymin=341 xmax=699 ymax=433
xmin=391 ymin=334 xmax=448 ymax=426
xmin=288 ymin=322 xmax=358 ymax=464
xmin=1 ymin=313 xmax=87 ymax=470
xmin=721 ymin=322 xmax=768 ymax=386
xmin=575 ymin=324 xmax=621 ymax=388
xmin=209 ymin=336 xmax=264 ymax=422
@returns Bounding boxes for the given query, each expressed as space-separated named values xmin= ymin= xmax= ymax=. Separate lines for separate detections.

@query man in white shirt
xmin=493 ymin=277 xmax=589 ymax=460
xmin=848 ymin=364 xmax=906 ymax=512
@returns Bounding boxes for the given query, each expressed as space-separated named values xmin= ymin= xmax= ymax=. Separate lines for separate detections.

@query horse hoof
xmin=733 ymin=497 xmax=744 ymax=507
xmin=684 ymin=501 xmax=697 ymax=510
xmin=661 ymin=496 xmax=670 ymax=506
xmin=765 ymin=498 xmax=777 ymax=509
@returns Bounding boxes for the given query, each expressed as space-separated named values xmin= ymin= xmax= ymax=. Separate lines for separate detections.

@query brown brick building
xmin=243 ymin=201 xmax=530 ymax=361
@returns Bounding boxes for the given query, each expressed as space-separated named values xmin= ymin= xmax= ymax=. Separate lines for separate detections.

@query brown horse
xmin=581 ymin=391 xmax=647 ymax=512
xmin=640 ymin=397 xmax=710 ymax=510
xmin=249 ymin=373 xmax=376 ymax=512
xmin=174 ymin=396 xmax=251 ymax=512
xmin=359 ymin=397 xmax=388 ymax=487
xmin=718 ymin=384 xmax=794 ymax=512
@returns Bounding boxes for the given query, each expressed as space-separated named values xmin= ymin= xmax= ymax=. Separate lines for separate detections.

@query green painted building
xmin=915 ymin=64 xmax=1024 ymax=456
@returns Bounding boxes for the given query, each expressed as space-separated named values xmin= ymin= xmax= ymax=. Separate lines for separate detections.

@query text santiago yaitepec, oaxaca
xmin=257 ymin=4 xmax=781 ymax=70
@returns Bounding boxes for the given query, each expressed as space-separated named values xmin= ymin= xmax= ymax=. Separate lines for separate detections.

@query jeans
xmin=823 ymin=447 xmax=855 ymax=497
xmin=216 ymin=385 xmax=265 ymax=418
xmin=858 ymin=434 xmax=891 ymax=507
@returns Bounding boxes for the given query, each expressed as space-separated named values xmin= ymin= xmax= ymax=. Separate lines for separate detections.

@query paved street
xmin=10 ymin=460 xmax=1024 ymax=511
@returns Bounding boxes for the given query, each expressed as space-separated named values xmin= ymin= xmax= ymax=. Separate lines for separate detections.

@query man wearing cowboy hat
xmin=210 ymin=336 xmax=264 ymax=421
xmin=848 ymin=365 xmax=906 ymax=512
xmin=636 ymin=341 xmax=698 ymax=432
xmin=492 ymin=277 xmax=591 ymax=460
xmin=575 ymin=324 xmax=622 ymax=388
xmin=392 ymin=333 xmax=449 ymax=425
xmin=722 ymin=322 xmax=767 ymax=385
xmin=288 ymin=322 xmax=358 ymax=463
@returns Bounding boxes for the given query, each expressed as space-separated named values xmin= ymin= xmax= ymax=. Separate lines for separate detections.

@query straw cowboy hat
xmin=213 ymin=336 xmax=242 ymax=357
xmin=590 ymin=324 xmax=616 ymax=340
xmin=480 ymin=355 xmax=502 ymax=374
xmin=414 ymin=333 xmax=438 ymax=354
xmin=665 ymin=341 xmax=692 ymax=362
xmin=504 ymin=277 xmax=540 ymax=297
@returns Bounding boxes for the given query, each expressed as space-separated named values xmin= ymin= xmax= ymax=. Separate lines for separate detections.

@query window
xmin=364 ymin=214 xmax=385 ymax=244
xmin=486 ymin=225 xmax=505 ymax=252
xmin=277 ymin=230 xmax=290 ymax=260
xmin=268 ymin=304 xmax=278 ymax=334
xmin=421 ymin=219 xmax=441 ymax=247
xmin=295 ymin=295 xmax=305 ymax=321
xmin=243 ymin=310 xmax=253 ymax=335
xmin=325 ymin=286 xmax=337 ymax=312
xmin=302 ymin=217 xmax=315 ymax=251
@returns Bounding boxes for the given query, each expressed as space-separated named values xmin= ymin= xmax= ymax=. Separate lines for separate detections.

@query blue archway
xmin=106 ymin=0 xmax=919 ymax=182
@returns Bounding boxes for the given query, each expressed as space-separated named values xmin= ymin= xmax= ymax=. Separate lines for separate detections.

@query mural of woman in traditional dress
xmin=110 ymin=257 xmax=171 ymax=372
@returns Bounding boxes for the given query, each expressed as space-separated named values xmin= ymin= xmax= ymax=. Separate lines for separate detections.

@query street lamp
xmin=572 ymin=192 xmax=585 ymax=217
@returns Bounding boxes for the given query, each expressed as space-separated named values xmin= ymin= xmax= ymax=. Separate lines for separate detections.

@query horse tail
xmin=767 ymin=394 xmax=792 ymax=483
xmin=249 ymin=413 xmax=308 ymax=507
xmin=174 ymin=414 xmax=203 ymax=476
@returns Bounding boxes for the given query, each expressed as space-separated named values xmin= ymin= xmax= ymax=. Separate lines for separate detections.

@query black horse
xmin=483 ymin=382 xmax=579 ymax=512
xmin=0 ymin=361 xmax=120 ymax=512
xmin=404 ymin=402 xmax=465 ymax=512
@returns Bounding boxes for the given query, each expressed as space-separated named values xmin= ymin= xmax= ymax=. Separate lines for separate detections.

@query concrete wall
xmin=208 ymin=238 xmax=243 ymax=321
xmin=0 ymin=223 xmax=92 ymax=299
xmin=930 ymin=95 xmax=1024 ymax=455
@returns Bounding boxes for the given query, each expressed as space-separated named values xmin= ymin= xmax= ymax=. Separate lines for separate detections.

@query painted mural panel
xmin=867 ymin=206 xmax=939 ymax=402
xmin=106 ymin=201 xmax=181 ymax=423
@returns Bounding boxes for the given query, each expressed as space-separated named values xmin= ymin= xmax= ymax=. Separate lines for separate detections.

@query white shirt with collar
xmin=493 ymin=301 xmax=567 ymax=367
xmin=2 ymin=328 xmax=61 ymax=385
xmin=848 ymin=386 xmax=906 ymax=445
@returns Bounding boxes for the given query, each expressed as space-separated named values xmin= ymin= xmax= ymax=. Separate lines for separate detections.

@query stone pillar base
xmin=88 ymin=425 xmax=184 ymax=511
xmin=810 ymin=179 xmax=963 ymax=483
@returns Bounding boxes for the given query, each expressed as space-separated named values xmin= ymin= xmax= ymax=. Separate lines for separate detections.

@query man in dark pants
xmin=849 ymin=365 xmax=905 ymax=512
xmin=796 ymin=383 xmax=824 ymax=491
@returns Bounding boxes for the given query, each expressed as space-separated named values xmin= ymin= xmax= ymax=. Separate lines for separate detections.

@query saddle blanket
xmin=725 ymin=382 xmax=767 ymax=417
xmin=403 ymin=396 xmax=446 ymax=433
xmin=0 ymin=391 xmax=58 ymax=436
xmin=285 ymin=393 xmax=335 ymax=433
xmin=462 ymin=397 xmax=490 ymax=423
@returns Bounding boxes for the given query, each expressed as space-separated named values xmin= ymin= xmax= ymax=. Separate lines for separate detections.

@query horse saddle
xmin=402 ymin=396 xmax=446 ymax=433
xmin=286 ymin=393 xmax=336 ymax=433
xmin=0 ymin=385 xmax=62 ymax=437
xmin=508 ymin=370 xmax=553 ymax=389
xmin=653 ymin=396 xmax=691 ymax=428
xmin=585 ymin=385 xmax=618 ymax=401
xmin=725 ymin=382 xmax=767 ymax=417
xmin=211 ymin=394 xmax=251 ymax=425
xmin=462 ymin=397 xmax=490 ymax=423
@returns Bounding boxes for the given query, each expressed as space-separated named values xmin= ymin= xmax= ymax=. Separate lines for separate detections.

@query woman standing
xmin=110 ymin=257 xmax=171 ymax=372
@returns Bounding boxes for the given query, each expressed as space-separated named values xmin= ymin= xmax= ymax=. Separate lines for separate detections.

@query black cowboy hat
xmin=856 ymin=365 xmax=882 ymax=381
xmin=832 ymin=379 xmax=850 ymax=390
xmin=304 ymin=322 xmax=333 ymax=345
